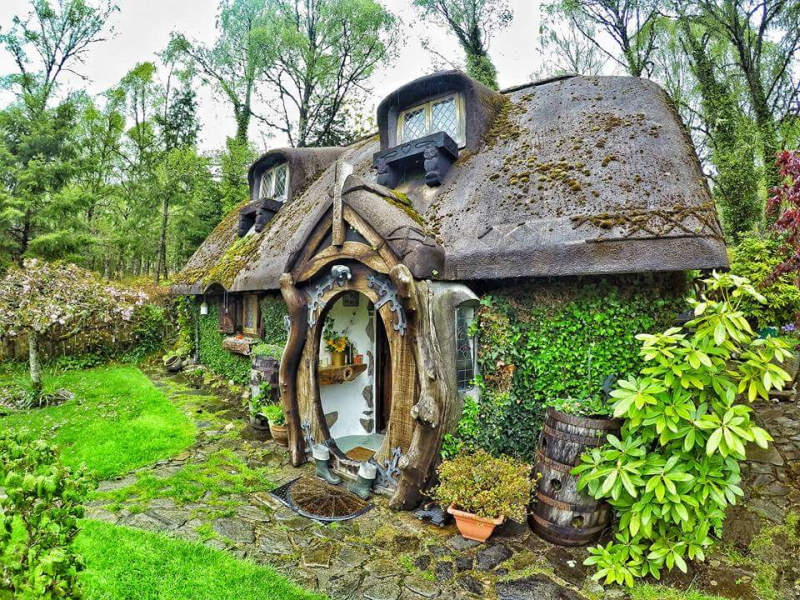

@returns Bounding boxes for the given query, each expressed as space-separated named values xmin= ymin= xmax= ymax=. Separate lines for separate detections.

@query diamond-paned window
xmin=432 ymin=97 xmax=458 ymax=141
xmin=259 ymin=163 xmax=289 ymax=202
xmin=402 ymin=107 xmax=426 ymax=141
xmin=397 ymin=94 xmax=464 ymax=146
xmin=273 ymin=164 xmax=287 ymax=200
xmin=455 ymin=304 xmax=476 ymax=392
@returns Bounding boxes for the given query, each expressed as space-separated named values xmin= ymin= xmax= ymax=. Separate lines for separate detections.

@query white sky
xmin=0 ymin=0 xmax=545 ymax=152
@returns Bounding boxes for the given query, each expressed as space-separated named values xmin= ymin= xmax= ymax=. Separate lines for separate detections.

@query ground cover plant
xmin=574 ymin=272 xmax=790 ymax=586
xmin=75 ymin=520 xmax=327 ymax=600
xmin=0 ymin=366 xmax=195 ymax=479
xmin=95 ymin=447 xmax=277 ymax=518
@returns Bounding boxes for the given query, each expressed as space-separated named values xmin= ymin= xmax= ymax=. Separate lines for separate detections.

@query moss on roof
xmin=387 ymin=190 xmax=425 ymax=227
xmin=172 ymin=197 xmax=251 ymax=287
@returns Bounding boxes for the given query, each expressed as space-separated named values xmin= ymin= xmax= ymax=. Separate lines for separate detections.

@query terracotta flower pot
xmin=269 ymin=422 xmax=289 ymax=446
xmin=447 ymin=504 xmax=504 ymax=542
xmin=331 ymin=351 xmax=346 ymax=367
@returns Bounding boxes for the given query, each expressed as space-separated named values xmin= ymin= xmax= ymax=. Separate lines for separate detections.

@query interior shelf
xmin=318 ymin=363 xmax=367 ymax=385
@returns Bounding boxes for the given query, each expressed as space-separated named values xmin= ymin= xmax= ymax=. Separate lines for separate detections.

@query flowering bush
xmin=574 ymin=272 xmax=790 ymax=586
xmin=0 ymin=259 xmax=146 ymax=395
xmin=768 ymin=150 xmax=800 ymax=282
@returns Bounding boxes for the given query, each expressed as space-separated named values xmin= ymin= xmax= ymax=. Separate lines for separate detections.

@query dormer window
xmin=398 ymin=94 xmax=464 ymax=146
xmin=259 ymin=163 xmax=288 ymax=202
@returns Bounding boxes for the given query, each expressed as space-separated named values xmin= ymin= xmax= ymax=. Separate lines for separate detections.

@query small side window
xmin=242 ymin=295 xmax=259 ymax=335
xmin=455 ymin=303 xmax=477 ymax=392
xmin=258 ymin=163 xmax=289 ymax=203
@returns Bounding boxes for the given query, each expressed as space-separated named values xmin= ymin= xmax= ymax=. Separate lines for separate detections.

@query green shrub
xmin=431 ymin=450 xmax=532 ymax=522
xmin=575 ymin=272 xmax=790 ymax=586
xmin=449 ymin=276 xmax=686 ymax=459
xmin=728 ymin=235 xmax=800 ymax=328
xmin=0 ymin=430 xmax=93 ymax=599
xmin=196 ymin=303 xmax=250 ymax=385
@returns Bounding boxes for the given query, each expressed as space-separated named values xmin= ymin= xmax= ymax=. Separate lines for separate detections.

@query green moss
xmin=204 ymin=230 xmax=264 ymax=289
xmin=173 ymin=198 xmax=252 ymax=286
xmin=387 ymin=190 xmax=425 ymax=227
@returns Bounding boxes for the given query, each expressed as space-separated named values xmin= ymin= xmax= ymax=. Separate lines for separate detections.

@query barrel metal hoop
xmin=535 ymin=491 xmax=597 ymax=513
xmin=534 ymin=451 xmax=573 ymax=473
xmin=542 ymin=424 xmax=607 ymax=446
xmin=530 ymin=511 xmax=606 ymax=535
xmin=546 ymin=407 xmax=622 ymax=431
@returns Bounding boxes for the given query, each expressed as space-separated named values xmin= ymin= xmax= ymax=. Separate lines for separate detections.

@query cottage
xmin=173 ymin=71 xmax=727 ymax=510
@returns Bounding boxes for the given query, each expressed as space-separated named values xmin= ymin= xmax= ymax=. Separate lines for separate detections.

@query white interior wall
xmin=319 ymin=294 xmax=376 ymax=440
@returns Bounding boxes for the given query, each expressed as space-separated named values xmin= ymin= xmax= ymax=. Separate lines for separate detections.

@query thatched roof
xmin=173 ymin=73 xmax=726 ymax=295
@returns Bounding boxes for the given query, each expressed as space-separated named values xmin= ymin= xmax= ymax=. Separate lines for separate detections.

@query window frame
xmin=454 ymin=302 xmax=478 ymax=393
xmin=258 ymin=163 xmax=289 ymax=203
xmin=242 ymin=294 xmax=259 ymax=336
xmin=396 ymin=93 xmax=465 ymax=147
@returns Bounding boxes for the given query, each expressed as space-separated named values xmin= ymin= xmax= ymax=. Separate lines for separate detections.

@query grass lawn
xmin=76 ymin=520 xmax=326 ymax=600
xmin=0 ymin=365 xmax=195 ymax=479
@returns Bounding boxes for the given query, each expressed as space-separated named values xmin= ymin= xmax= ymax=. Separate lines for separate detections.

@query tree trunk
xmin=28 ymin=331 xmax=42 ymax=396
xmin=155 ymin=195 xmax=169 ymax=285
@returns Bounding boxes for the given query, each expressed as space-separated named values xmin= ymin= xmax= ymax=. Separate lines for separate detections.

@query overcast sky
xmin=0 ymin=0 xmax=546 ymax=152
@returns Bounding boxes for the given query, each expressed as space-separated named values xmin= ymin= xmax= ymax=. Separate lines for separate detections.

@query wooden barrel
xmin=529 ymin=408 xmax=622 ymax=546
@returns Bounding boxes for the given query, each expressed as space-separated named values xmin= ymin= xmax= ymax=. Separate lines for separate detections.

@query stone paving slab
xmin=89 ymin=368 xmax=800 ymax=600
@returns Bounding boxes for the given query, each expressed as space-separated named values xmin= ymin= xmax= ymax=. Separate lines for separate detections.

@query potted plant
xmin=432 ymin=450 xmax=532 ymax=542
xmin=322 ymin=319 xmax=352 ymax=367
xmin=263 ymin=404 xmax=288 ymax=446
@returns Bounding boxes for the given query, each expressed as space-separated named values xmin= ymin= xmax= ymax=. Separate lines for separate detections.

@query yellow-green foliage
xmin=431 ymin=450 xmax=532 ymax=522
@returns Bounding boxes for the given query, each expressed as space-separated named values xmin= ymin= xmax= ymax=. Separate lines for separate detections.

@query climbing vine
xmin=445 ymin=275 xmax=687 ymax=459
xmin=197 ymin=303 xmax=250 ymax=384
xmin=259 ymin=294 xmax=288 ymax=346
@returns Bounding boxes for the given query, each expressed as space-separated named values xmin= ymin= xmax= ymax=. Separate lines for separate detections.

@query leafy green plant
xmin=431 ymin=450 xmax=532 ymax=522
xmin=728 ymin=235 xmax=800 ymax=328
xmin=574 ymin=272 xmax=791 ymax=586
xmin=248 ymin=384 xmax=275 ymax=418
xmin=0 ymin=430 xmax=93 ymax=599
xmin=262 ymin=404 xmax=285 ymax=426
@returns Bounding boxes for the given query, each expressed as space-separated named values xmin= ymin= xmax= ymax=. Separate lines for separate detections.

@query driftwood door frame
xmin=278 ymin=187 xmax=465 ymax=509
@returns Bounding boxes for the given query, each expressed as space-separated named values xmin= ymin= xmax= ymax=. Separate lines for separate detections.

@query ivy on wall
xmin=259 ymin=294 xmax=288 ymax=346
xmin=197 ymin=303 xmax=250 ymax=385
xmin=445 ymin=275 xmax=688 ymax=460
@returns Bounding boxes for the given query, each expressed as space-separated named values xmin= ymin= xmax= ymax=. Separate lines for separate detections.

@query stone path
xmin=86 ymin=367 xmax=800 ymax=600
